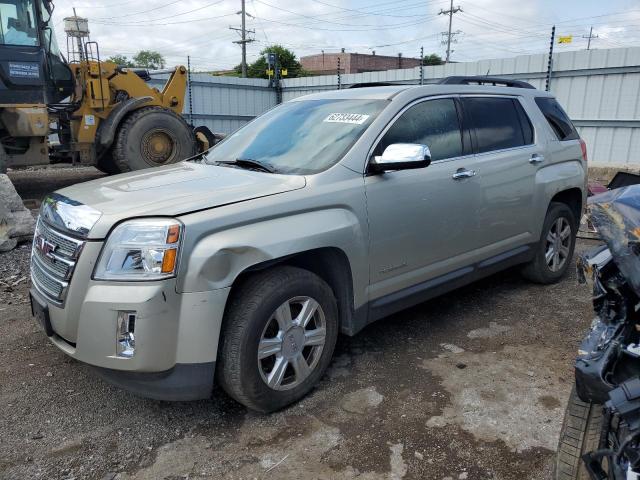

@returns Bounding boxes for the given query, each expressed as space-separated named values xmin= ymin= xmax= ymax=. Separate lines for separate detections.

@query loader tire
xmin=555 ymin=387 xmax=605 ymax=480
xmin=113 ymin=106 xmax=196 ymax=172
xmin=0 ymin=144 xmax=7 ymax=174
xmin=96 ymin=149 xmax=122 ymax=175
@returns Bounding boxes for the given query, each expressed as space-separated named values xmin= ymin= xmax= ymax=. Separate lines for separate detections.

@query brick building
xmin=300 ymin=51 xmax=422 ymax=75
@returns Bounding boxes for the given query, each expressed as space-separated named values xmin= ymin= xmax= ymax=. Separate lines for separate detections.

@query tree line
xmin=107 ymin=47 xmax=445 ymax=77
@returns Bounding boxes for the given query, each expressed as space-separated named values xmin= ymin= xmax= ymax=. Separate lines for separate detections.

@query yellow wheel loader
xmin=0 ymin=1 xmax=217 ymax=175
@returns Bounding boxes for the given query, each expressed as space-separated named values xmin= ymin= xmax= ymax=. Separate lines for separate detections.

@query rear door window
xmin=374 ymin=98 xmax=463 ymax=161
xmin=463 ymin=97 xmax=531 ymax=153
xmin=534 ymin=97 xmax=579 ymax=141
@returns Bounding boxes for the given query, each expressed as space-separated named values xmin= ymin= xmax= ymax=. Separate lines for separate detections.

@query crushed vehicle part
xmin=557 ymin=185 xmax=640 ymax=479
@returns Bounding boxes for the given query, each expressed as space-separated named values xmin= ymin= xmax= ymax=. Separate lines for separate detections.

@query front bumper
xmin=93 ymin=362 xmax=216 ymax=401
xmin=31 ymin=240 xmax=231 ymax=400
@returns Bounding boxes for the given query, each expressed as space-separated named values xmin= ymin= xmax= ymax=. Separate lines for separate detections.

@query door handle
xmin=529 ymin=153 xmax=545 ymax=164
xmin=452 ymin=168 xmax=476 ymax=180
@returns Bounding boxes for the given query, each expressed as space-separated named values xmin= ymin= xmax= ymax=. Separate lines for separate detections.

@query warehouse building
xmin=300 ymin=50 xmax=422 ymax=75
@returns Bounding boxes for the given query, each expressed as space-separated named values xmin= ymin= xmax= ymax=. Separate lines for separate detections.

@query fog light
xmin=117 ymin=311 xmax=136 ymax=358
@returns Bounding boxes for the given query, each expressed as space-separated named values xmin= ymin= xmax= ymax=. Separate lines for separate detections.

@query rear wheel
xmin=217 ymin=266 xmax=338 ymax=413
xmin=522 ymin=202 xmax=577 ymax=284
xmin=113 ymin=106 xmax=196 ymax=172
xmin=556 ymin=387 xmax=605 ymax=480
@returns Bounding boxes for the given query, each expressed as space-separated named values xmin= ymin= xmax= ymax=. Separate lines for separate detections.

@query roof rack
xmin=437 ymin=76 xmax=535 ymax=89
xmin=348 ymin=82 xmax=408 ymax=89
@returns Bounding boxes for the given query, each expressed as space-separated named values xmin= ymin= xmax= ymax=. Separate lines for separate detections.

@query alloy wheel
xmin=545 ymin=217 xmax=572 ymax=272
xmin=257 ymin=296 xmax=326 ymax=391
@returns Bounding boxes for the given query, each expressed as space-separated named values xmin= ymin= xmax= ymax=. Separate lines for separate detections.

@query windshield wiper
xmin=218 ymin=158 xmax=277 ymax=173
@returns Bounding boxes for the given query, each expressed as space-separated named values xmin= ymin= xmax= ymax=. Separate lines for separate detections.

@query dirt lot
xmin=0 ymin=167 xmax=596 ymax=480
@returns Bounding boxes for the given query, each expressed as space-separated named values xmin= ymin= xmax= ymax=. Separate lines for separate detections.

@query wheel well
xmin=551 ymin=188 xmax=583 ymax=223
xmin=232 ymin=248 xmax=356 ymax=335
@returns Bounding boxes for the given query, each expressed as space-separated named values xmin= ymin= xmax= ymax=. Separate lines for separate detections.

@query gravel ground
xmin=0 ymin=167 xmax=597 ymax=480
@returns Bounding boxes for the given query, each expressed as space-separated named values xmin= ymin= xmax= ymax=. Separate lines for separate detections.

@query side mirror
xmin=369 ymin=143 xmax=431 ymax=174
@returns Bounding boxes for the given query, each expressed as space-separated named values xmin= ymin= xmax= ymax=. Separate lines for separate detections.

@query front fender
xmin=177 ymin=208 xmax=363 ymax=294
xmin=97 ymin=96 xmax=153 ymax=149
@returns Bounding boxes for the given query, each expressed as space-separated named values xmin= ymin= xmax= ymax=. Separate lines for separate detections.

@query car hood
xmin=45 ymin=162 xmax=306 ymax=239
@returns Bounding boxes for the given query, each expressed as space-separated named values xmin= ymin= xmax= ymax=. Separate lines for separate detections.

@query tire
xmin=194 ymin=125 xmax=221 ymax=152
xmin=113 ymin=106 xmax=196 ymax=172
xmin=95 ymin=149 xmax=122 ymax=175
xmin=217 ymin=266 xmax=339 ymax=413
xmin=522 ymin=202 xmax=577 ymax=284
xmin=0 ymin=144 xmax=7 ymax=174
xmin=556 ymin=387 xmax=604 ymax=480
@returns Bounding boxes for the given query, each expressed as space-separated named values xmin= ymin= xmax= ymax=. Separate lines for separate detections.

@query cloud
xmin=51 ymin=0 xmax=640 ymax=71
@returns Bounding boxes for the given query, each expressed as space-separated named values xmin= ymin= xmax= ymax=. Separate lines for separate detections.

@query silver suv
xmin=30 ymin=78 xmax=587 ymax=412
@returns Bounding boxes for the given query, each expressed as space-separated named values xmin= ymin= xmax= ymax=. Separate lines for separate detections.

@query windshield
xmin=205 ymin=98 xmax=387 ymax=175
xmin=0 ymin=0 xmax=39 ymax=46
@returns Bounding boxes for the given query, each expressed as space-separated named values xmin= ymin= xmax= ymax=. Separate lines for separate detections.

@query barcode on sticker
xmin=324 ymin=113 xmax=370 ymax=125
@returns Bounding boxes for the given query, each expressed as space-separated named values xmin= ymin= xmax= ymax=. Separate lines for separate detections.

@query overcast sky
xmin=51 ymin=0 xmax=640 ymax=72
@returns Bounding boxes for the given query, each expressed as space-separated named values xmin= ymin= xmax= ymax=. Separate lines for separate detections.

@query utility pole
xmin=582 ymin=26 xmax=598 ymax=50
xmin=230 ymin=0 xmax=255 ymax=78
xmin=187 ymin=55 xmax=193 ymax=126
xmin=439 ymin=0 xmax=462 ymax=63
xmin=420 ymin=46 xmax=424 ymax=85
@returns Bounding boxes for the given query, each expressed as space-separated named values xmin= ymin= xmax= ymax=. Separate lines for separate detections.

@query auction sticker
xmin=324 ymin=113 xmax=370 ymax=125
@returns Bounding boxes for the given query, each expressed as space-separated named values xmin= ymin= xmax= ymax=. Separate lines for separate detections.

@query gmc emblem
xmin=35 ymin=235 xmax=57 ymax=259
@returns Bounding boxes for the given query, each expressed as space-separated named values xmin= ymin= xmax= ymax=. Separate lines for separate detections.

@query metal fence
xmin=155 ymin=47 xmax=640 ymax=167
xmin=149 ymin=74 xmax=276 ymax=134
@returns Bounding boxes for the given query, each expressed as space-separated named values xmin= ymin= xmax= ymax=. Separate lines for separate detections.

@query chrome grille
xmin=30 ymin=218 xmax=85 ymax=304
xmin=31 ymin=261 xmax=65 ymax=299
xmin=36 ymin=222 xmax=82 ymax=257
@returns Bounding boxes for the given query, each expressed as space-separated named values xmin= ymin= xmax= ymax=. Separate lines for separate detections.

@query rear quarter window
xmin=534 ymin=97 xmax=579 ymax=141
xmin=463 ymin=97 xmax=532 ymax=153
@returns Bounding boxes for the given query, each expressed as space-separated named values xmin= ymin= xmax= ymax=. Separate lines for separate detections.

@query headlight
xmin=94 ymin=218 xmax=183 ymax=281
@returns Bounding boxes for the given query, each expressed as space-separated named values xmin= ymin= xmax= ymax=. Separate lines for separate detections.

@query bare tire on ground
xmin=556 ymin=387 xmax=604 ymax=480
xmin=217 ymin=266 xmax=339 ymax=413
xmin=522 ymin=201 xmax=577 ymax=284
xmin=113 ymin=106 xmax=196 ymax=172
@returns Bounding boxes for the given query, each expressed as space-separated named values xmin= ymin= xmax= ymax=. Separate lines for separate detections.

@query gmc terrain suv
xmin=30 ymin=77 xmax=587 ymax=412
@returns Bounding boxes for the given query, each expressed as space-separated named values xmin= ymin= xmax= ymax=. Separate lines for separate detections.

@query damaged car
xmin=29 ymin=77 xmax=586 ymax=412
xmin=557 ymin=185 xmax=640 ymax=480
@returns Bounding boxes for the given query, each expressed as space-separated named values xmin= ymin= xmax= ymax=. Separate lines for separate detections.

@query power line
xmin=89 ymin=0 xmax=183 ymax=20
xmin=306 ymin=0 xmax=450 ymax=18
xmin=90 ymin=13 xmax=237 ymax=27
xmin=253 ymin=0 xmax=431 ymax=27
xmin=253 ymin=14 xmax=431 ymax=32
xmin=86 ymin=0 xmax=227 ymax=25
xmin=250 ymin=0 xmax=269 ymax=43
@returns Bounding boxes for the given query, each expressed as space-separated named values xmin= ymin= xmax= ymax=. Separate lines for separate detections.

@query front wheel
xmin=522 ymin=202 xmax=577 ymax=284
xmin=556 ymin=387 xmax=605 ymax=480
xmin=217 ymin=266 xmax=338 ymax=413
